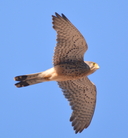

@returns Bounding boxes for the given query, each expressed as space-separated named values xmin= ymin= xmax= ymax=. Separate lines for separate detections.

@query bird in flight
xmin=14 ymin=13 xmax=99 ymax=133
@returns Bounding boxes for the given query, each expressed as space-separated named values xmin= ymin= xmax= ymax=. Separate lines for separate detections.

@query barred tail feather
xmin=14 ymin=72 xmax=44 ymax=88
xmin=14 ymin=72 xmax=42 ymax=81
xmin=14 ymin=67 xmax=56 ymax=88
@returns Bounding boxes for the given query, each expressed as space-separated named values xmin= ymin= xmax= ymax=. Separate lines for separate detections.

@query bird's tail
xmin=14 ymin=72 xmax=45 ymax=88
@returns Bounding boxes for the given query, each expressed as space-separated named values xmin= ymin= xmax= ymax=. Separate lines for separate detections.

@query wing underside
xmin=58 ymin=77 xmax=96 ymax=133
xmin=52 ymin=13 xmax=88 ymax=66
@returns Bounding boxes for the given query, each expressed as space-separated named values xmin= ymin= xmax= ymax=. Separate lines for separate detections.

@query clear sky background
xmin=0 ymin=0 xmax=128 ymax=138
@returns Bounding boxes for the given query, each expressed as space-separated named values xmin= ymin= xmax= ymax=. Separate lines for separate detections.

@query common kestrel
xmin=14 ymin=13 xmax=99 ymax=133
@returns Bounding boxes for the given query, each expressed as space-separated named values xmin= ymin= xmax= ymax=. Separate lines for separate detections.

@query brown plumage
xmin=14 ymin=13 xmax=99 ymax=133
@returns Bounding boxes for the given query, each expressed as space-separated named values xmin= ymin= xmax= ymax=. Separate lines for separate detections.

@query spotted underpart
xmin=56 ymin=61 xmax=90 ymax=79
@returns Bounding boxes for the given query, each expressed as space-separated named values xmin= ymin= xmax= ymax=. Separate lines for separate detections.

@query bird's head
xmin=84 ymin=61 xmax=100 ymax=75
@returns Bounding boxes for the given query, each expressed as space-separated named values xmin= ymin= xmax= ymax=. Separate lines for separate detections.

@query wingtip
xmin=55 ymin=12 xmax=58 ymax=15
xmin=55 ymin=12 xmax=60 ymax=17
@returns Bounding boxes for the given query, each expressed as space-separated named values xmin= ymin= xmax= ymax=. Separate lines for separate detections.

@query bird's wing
xmin=58 ymin=77 xmax=96 ymax=133
xmin=52 ymin=13 xmax=88 ymax=66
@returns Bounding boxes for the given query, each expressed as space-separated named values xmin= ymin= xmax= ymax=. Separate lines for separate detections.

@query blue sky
xmin=1 ymin=0 xmax=128 ymax=137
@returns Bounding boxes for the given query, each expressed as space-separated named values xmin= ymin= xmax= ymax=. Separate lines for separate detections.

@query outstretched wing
xmin=52 ymin=13 xmax=88 ymax=66
xmin=58 ymin=77 xmax=96 ymax=133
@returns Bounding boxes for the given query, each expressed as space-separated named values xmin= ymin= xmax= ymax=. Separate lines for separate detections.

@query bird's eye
xmin=93 ymin=63 xmax=95 ymax=66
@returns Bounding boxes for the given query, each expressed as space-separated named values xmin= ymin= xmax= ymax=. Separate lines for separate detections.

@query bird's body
xmin=14 ymin=13 xmax=99 ymax=133
xmin=15 ymin=61 xmax=98 ymax=86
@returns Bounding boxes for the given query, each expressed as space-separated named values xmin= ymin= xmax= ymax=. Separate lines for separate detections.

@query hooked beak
xmin=95 ymin=63 xmax=100 ymax=69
